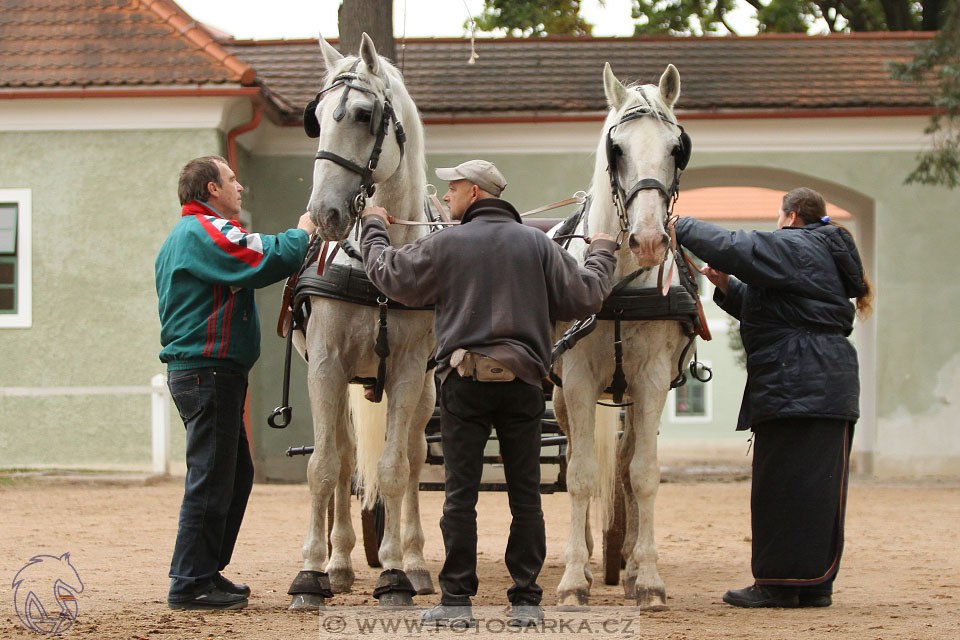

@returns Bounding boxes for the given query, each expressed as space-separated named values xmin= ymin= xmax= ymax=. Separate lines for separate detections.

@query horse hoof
xmin=377 ymin=590 xmax=414 ymax=608
xmin=407 ymin=569 xmax=435 ymax=595
xmin=622 ymin=576 xmax=636 ymax=599
xmin=635 ymin=587 xmax=668 ymax=611
xmin=328 ymin=567 xmax=355 ymax=594
xmin=556 ymin=589 xmax=590 ymax=611
xmin=288 ymin=593 xmax=326 ymax=611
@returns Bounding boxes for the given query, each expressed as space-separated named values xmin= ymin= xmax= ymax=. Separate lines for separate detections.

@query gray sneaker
xmin=509 ymin=604 xmax=544 ymax=627
xmin=420 ymin=603 xmax=476 ymax=628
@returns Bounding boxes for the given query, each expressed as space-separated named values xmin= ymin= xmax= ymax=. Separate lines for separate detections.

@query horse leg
xmin=325 ymin=397 xmax=357 ymax=593
xmin=372 ymin=372 xmax=425 ymax=607
xmin=289 ymin=379 xmax=347 ymax=610
xmin=623 ymin=360 xmax=673 ymax=610
xmin=619 ymin=408 xmax=640 ymax=598
xmin=401 ymin=372 xmax=436 ymax=595
xmin=555 ymin=379 xmax=599 ymax=608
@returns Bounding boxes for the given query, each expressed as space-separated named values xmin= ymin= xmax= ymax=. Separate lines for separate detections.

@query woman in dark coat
xmin=674 ymin=187 xmax=872 ymax=608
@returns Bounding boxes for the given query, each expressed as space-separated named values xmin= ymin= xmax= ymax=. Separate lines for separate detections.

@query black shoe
xmin=169 ymin=586 xmax=248 ymax=611
xmin=798 ymin=593 xmax=832 ymax=608
xmin=508 ymin=604 xmax=544 ymax=627
xmin=722 ymin=585 xmax=799 ymax=608
xmin=214 ymin=573 xmax=251 ymax=597
xmin=420 ymin=603 xmax=475 ymax=628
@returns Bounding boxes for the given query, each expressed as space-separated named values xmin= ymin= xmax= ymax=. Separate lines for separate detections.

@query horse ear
xmin=659 ymin=64 xmax=681 ymax=108
xmin=318 ymin=33 xmax=343 ymax=71
xmin=360 ymin=32 xmax=381 ymax=76
xmin=603 ymin=62 xmax=629 ymax=111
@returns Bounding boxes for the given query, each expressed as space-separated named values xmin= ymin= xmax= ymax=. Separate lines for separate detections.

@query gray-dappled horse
xmin=552 ymin=63 xmax=694 ymax=609
xmin=286 ymin=33 xmax=435 ymax=610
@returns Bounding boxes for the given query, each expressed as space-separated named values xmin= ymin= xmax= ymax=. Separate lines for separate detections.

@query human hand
xmin=703 ymin=265 xmax=729 ymax=293
xmin=297 ymin=212 xmax=317 ymax=236
xmin=589 ymin=232 xmax=615 ymax=245
xmin=361 ymin=206 xmax=391 ymax=227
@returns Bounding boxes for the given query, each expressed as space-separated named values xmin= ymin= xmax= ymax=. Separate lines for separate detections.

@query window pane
xmin=675 ymin=380 xmax=707 ymax=417
xmin=0 ymin=204 xmax=16 ymax=230
xmin=0 ymin=261 xmax=13 ymax=284
xmin=0 ymin=229 xmax=15 ymax=254
xmin=0 ymin=287 xmax=14 ymax=311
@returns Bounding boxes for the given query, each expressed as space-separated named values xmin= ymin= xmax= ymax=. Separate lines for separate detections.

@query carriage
xmin=273 ymin=32 xmax=708 ymax=611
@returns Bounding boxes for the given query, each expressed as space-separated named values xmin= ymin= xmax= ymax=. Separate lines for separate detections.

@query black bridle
xmin=303 ymin=60 xmax=407 ymax=219
xmin=605 ymin=91 xmax=691 ymax=247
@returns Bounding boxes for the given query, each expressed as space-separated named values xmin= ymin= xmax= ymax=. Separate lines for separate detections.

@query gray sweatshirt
xmin=360 ymin=198 xmax=616 ymax=386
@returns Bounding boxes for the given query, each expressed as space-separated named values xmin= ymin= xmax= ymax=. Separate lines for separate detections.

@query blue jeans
xmin=166 ymin=368 xmax=253 ymax=602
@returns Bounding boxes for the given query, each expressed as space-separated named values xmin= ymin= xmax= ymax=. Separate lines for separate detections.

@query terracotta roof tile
xmin=225 ymin=33 xmax=935 ymax=118
xmin=0 ymin=0 xmax=254 ymax=89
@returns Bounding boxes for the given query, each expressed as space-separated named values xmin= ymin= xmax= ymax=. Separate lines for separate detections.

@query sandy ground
xmin=1 ymin=472 xmax=958 ymax=640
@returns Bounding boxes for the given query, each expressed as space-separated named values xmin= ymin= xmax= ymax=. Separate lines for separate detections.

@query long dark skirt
xmin=751 ymin=418 xmax=854 ymax=593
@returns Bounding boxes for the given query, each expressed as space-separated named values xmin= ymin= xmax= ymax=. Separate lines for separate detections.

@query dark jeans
xmin=166 ymin=368 xmax=253 ymax=602
xmin=437 ymin=371 xmax=546 ymax=606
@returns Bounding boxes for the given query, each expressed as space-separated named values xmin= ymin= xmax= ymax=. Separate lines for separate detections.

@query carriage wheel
xmin=361 ymin=497 xmax=385 ymax=568
xmin=602 ymin=479 xmax=626 ymax=585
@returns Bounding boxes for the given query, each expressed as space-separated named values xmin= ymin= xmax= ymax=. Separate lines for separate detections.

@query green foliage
xmin=473 ymin=0 xmax=594 ymax=37
xmin=629 ymin=1 xmax=931 ymax=36
xmin=889 ymin=2 xmax=960 ymax=188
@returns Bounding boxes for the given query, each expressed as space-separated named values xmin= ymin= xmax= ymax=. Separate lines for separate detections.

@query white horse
xmin=552 ymin=63 xmax=693 ymax=610
xmin=287 ymin=33 xmax=436 ymax=609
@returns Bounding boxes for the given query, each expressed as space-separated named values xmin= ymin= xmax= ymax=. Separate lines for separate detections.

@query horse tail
xmin=350 ymin=385 xmax=388 ymax=509
xmin=593 ymin=404 xmax=620 ymax=528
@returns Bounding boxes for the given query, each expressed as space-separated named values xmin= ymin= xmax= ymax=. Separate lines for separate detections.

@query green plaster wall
xmin=4 ymin=132 xmax=954 ymax=477
xmin=0 ymin=129 xmax=225 ymax=470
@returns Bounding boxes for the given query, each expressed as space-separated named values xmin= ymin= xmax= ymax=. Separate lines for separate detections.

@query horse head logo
xmin=12 ymin=552 xmax=84 ymax=635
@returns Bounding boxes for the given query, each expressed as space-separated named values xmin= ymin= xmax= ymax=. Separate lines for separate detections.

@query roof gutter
xmin=227 ymin=101 xmax=264 ymax=171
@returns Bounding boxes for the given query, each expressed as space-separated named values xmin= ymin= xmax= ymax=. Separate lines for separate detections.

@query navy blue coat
xmin=674 ymin=217 xmax=868 ymax=430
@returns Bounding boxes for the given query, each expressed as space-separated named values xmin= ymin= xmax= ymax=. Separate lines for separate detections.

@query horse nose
xmin=628 ymin=229 xmax=669 ymax=265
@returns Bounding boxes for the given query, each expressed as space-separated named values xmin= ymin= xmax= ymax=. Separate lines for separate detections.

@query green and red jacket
xmin=156 ymin=200 xmax=309 ymax=373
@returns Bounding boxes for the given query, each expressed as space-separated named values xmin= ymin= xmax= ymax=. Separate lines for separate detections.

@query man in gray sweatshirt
xmin=360 ymin=160 xmax=615 ymax=628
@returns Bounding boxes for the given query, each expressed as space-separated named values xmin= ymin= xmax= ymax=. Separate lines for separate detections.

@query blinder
xmin=303 ymin=94 xmax=321 ymax=138
xmin=605 ymin=134 xmax=622 ymax=175
xmin=673 ymin=129 xmax=692 ymax=171
xmin=303 ymin=93 xmax=384 ymax=140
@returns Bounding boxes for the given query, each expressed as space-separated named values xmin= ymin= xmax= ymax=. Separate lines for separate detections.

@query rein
xmin=382 ymin=194 xmax=586 ymax=226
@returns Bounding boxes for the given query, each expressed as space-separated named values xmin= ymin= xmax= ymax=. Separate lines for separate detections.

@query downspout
xmin=226 ymin=100 xmax=263 ymax=172
xmin=224 ymin=98 xmax=262 ymax=458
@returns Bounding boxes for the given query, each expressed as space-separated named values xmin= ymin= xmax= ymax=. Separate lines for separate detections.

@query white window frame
xmin=0 ymin=189 xmax=32 ymax=328
xmin=667 ymin=359 xmax=713 ymax=423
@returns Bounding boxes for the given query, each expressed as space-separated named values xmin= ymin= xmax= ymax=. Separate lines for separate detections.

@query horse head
xmin=306 ymin=33 xmax=415 ymax=241
xmin=597 ymin=63 xmax=689 ymax=268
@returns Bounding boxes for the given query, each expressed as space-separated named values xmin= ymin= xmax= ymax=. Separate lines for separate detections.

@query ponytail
xmin=782 ymin=188 xmax=873 ymax=319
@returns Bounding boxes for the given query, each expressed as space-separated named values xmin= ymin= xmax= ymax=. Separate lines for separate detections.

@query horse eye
xmin=355 ymin=108 xmax=372 ymax=124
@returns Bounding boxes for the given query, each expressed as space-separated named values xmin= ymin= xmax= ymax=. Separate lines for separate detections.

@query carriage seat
xmin=522 ymin=217 xmax=562 ymax=234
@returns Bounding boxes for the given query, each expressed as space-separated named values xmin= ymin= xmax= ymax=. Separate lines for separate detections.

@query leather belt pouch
xmin=451 ymin=349 xmax=516 ymax=382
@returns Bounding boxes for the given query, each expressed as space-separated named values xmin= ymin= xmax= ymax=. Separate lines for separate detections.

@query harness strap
xmin=314 ymin=150 xmax=367 ymax=176
xmin=372 ymin=298 xmax=390 ymax=403
xmin=609 ymin=310 xmax=628 ymax=404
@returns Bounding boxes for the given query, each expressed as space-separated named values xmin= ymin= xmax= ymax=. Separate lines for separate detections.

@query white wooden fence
xmin=0 ymin=374 xmax=172 ymax=474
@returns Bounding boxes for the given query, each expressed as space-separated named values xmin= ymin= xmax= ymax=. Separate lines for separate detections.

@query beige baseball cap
xmin=435 ymin=160 xmax=507 ymax=197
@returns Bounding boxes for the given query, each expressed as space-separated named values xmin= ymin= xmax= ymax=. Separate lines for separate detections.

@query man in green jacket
xmin=156 ymin=156 xmax=314 ymax=610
